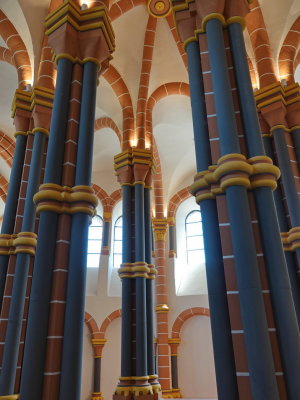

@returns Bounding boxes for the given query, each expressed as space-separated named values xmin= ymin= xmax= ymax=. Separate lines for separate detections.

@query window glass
xmin=185 ymin=210 xmax=205 ymax=264
xmin=113 ymin=216 xmax=123 ymax=268
xmin=87 ymin=215 xmax=103 ymax=268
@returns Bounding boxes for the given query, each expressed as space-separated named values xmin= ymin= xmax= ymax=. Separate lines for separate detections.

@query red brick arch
xmin=109 ymin=0 xmax=145 ymax=21
xmin=92 ymin=184 xmax=122 ymax=216
xmin=0 ymin=46 xmax=14 ymax=67
xmin=94 ymin=116 xmax=122 ymax=143
xmin=146 ymin=82 xmax=190 ymax=140
xmin=171 ymin=307 xmax=210 ymax=339
xmin=168 ymin=187 xmax=191 ymax=220
xmin=103 ymin=65 xmax=134 ymax=150
xmin=0 ymin=131 xmax=15 ymax=167
xmin=84 ymin=311 xmax=100 ymax=339
xmin=246 ymin=0 xmax=277 ymax=88
xmin=136 ymin=15 xmax=157 ymax=148
xmin=279 ymin=16 xmax=300 ymax=85
xmin=84 ymin=309 xmax=122 ymax=356
xmin=0 ymin=11 xmax=32 ymax=89
xmin=99 ymin=309 xmax=122 ymax=338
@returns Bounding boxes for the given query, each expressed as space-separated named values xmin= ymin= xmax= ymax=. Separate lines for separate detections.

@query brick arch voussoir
xmin=103 ymin=65 xmax=134 ymax=149
xmin=99 ymin=309 xmax=122 ymax=338
xmin=0 ymin=10 xmax=32 ymax=89
xmin=0 ymin=46 xmax=14 ymax=67
xmin=109 ymin=0 xmax=145 ymax=21
xmin=246 ymin=0 xmax=277 ymax=88
xmin=167 ymin=187 xmax=191 ymax=219
xmin=279 ymin=16 xmax=300 ymax=84
xmin=84 ymin=311 xmax=100 ymax=339
xmin=171 ymin=307 xmax=210 ymax=339
xmin=94 ymin=116 xmax=122 ymax=144
xmin=146 ymin=82 xmax=190 ymax=139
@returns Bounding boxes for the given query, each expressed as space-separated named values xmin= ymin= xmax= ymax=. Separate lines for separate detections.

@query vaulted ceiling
xmin=0 ymin=0 xmax=299 ymax=217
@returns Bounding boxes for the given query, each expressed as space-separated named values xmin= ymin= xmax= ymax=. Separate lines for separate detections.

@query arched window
xmin=113 ymin=216 xmax=123 ymax=268
xmin=87 ymin=215 xmax=103 ymax=268
xmin=185 ymin=210 xmax=205 ymax=265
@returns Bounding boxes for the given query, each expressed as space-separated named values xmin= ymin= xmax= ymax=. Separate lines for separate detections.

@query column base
xmin=161 ymin=389 xmax=182 ymax=398
xmin=92 ymin=392 xmax=104 ymax=400
xmin=113 ymin=394 xmax=159 ymax=400
xmin=165 ymin=389 xmax=182 ymax=398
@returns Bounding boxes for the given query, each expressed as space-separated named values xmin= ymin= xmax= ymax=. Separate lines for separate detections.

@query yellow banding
xmin=32 ymin=127 xmax=49 ymax=137
xmin=201 ymin=13 xmax=226 ymax=32
xmin=226 ymin=16 xmax=246 ymax=30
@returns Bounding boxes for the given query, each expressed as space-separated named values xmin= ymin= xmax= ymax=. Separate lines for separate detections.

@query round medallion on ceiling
xmin=147 ymin=0 xmax=172 ymax=18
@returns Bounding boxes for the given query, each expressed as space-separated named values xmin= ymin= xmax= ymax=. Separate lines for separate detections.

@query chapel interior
xmin=0 ymin=0 xmax=299 ymax=400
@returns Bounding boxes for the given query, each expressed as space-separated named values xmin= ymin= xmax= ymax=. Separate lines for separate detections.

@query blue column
xmin=20 ymin=58 xmax=73 ymax=400
xmin=120 ymin=184 xmax=133 ymax=378
xmin=291 ymin=128 xmax=300 ymax=173
xmin=0 ymin=133 xmax=27 ymax=307
xmin=263 ymin=136 xmax=300 ymax=329
xmin=206 ymin=18 xmax=279 ymax=399
xmin=59 ymin=61 xmax=98 ymax=400
xmin=144 ymin=186 xmax=155 ymax=377
xmin=229 ymin=21 xmax=300 ymax=399
xmin=135 ymin=182 xmax=147 ymax=377
xmin=0 ymin=131 xmax=46 ymax=395
xmin=186 ymin=39 xmax=238 ymax=400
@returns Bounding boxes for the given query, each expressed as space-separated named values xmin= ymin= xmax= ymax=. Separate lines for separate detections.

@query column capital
xmin=45 ymin=0 xmax=115 ymax=71
xmin=31 ymin=86 xmax=54 ymax=133
xmin=114 ymin=148 xmax=153 ymax=186
xmin=11 ymin=89 xmax=32 ymax=133
xmin=172 ymin=0 xmax=251 ymax=44
xmin=152 ymin=218 xmax=168 ymax=241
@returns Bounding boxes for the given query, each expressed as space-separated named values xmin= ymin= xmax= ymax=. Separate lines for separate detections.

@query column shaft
xmin=135 ymin=183 xmax=147 ymax=376
xmin=19 ymin=58 xmax=73 ymax=400
xmin=0 ymin=131 xmax=46 ymax=395
xmin=206 ymin=18 xmax=279 ymax=399
xmin=0 ymin=134 xmax=27 ymax=306
xmin=120 ymin=185 xmax=133 ymax=377
xmin=291 ymin=128 xmax=300 ymax=173
xmin=59 ymin=61 xmax=98 ymax=400
xmin=145 ymin=187 xmax=155 ymax=377
xmin=94 ymin=358 xmax=101 ymax=393
xmin=170 ymin=356 xmax=178 ymax=389
xmin=186 ymin=39 xmax=238 ymax=399
xmin=229 ymin=21 xmax=300 ymax=398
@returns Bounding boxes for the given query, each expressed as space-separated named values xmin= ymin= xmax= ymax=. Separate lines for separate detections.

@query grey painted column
xmin=206 ymin=18 xmax=279 ymax=399
xmin=170 ymin=356 xmax=178 ymax=389
xmin=229 ymin=21 xmax=300 ymax=399
xmin=186 ymin=39 xmax=238 ymax=400
xmin=0 ymin=131 xmax=46 ymax=395
xmin=168 ymin=224 xmax=176 ymax=257
xmin=20 ymin=58 xmax=73 ymax=400
xmin=93 ymin=357 xmax=101 ymax=394
xmin=0 ymin=133 xmax=27 ymax=307
xmin=59 ymin=61 xmax=98 ymax=400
